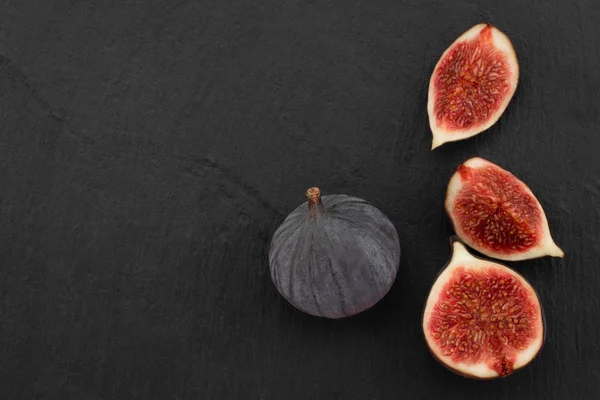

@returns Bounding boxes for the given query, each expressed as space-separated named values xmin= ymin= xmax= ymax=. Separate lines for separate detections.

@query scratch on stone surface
xmin=185 ymin=156 xmax=282 ymax=217
xmin=0 ymin=53 xmax=66 ymax=123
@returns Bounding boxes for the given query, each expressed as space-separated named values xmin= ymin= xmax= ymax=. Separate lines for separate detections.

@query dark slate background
xmin=1 ymin=0 xmax=599 ymax=399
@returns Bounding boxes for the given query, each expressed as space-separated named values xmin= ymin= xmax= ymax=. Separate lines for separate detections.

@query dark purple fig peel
xmin=269 ymin=187 xmax=401 ymax=318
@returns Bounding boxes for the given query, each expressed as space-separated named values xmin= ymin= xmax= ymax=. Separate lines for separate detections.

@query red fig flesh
xmin=428 ymin=24 xmax=519 ymax=149
xmin=445 ymin=157 xmax=563 ymax=261
xmin=423 ymin=240 xmax=544 ymax=379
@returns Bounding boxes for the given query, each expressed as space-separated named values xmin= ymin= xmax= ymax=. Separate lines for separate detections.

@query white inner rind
xmin=428 ymin=23 xmax=520 ymax=149
xmin=422 ymin=242 xmax=544 ymax=379
xmin=445 ymin=157 xmax=564 ymax=261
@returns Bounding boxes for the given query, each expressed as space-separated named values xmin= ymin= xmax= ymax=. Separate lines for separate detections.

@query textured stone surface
xmin=0 ymin=0 xmax=599 ymax=399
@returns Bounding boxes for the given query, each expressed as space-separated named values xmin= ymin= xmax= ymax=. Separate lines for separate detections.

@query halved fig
xmin=445 ymin=157 xmax=563 ymax=261
xmin=423 ymin=239 xmax=544 ymax=379
xmin=428 ymin=23 xmax=519 ymax=149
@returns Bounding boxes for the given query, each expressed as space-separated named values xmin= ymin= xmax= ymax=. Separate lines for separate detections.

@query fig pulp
xmin=423 ymin=239 xmax=544 ymax=379
xmin=428 ymin=24 xmax=519 ymax=149
xmin=445 ymin=157 xmax=563 ymax=261
xmin=269 ymin=188 xmax=400 ymax=318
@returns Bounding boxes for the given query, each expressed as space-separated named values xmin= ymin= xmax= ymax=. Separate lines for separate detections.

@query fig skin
xmin=422 ymin=237 xmax=545 ymax=379
xmin=428 ymin=23 xmax=519 ymax=149
xmin=269 ymin=188 xmax=400 ymax=318
xmin=445 ymin=157 xmax=564 ymax=261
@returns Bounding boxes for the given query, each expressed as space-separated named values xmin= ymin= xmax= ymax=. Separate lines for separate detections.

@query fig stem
xmin=306 ymin=187 xmax=323 ymax=210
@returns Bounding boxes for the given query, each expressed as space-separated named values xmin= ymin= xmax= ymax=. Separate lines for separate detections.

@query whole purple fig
xmin=269 ymin=187 xmax=401 ymax=318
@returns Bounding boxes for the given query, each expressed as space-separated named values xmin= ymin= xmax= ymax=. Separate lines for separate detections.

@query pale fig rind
xmin=428 ymin=23 xmax=519 ymax=149
xmin=422 ymin=239 xmax=545 ymax=379
xmin=445 ymin=157 xmax=563 ymax=261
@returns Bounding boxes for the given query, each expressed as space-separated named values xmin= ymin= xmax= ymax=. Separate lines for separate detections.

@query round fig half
xmin=428 ymin=23 xmax=519 ymax=149
xmin=269 ymin=187 xmax=401 ymax=318
xmin=423 ymin=239 xmax=545 ymax=379
xmin=445 ymin=157 xmax=563 ymax=261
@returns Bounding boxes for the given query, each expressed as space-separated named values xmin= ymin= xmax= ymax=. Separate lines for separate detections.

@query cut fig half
xmin=445 ymin=157 xmax=563 ymax=261
xmin=428 ymin=23 xmax=519 ymax=149
xmin=423 ymin=238 xmax=545 ymax=379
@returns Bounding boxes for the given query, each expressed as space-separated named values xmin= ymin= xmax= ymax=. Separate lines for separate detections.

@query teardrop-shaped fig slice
xmin=445 ymin=157 xmax=563 ymax=261
xmin=269 ymin=187 xmax=401 ymax=318
xmin=428 ymin=23 xmax=519 ymax=149
xmin=423 ymin=239 xmax=544 ymax=379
